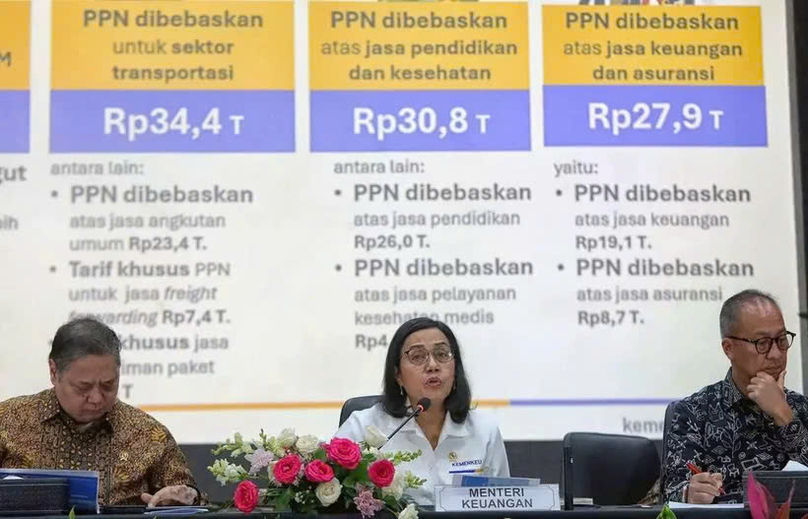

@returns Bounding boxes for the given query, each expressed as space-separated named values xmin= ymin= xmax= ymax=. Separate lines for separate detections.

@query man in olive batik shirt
xmin=0 ymin=318 xmax=201 ymax=506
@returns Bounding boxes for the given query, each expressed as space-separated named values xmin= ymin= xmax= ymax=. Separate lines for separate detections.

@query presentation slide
xmin=0 ymin=0 xmax=800 ymax=443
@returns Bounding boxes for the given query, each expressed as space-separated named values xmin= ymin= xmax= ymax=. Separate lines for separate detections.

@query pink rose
xmin=305 ymin=460 xmax=335 ymax=483
xmin=327 ymin=438 xmax=362 ymax=470
xmin=368 ymin=459 xmax=395 ymax=488
xmin=273 ymin=454 xmax=303 ymax=485
xmin=233 ymin=480 xmax=259 ymax=513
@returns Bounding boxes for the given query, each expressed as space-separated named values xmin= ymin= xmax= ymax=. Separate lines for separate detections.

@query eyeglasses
xmin=725 ymin=331 xmax=796 ymax=354
xmin=401 ymin=346 xmax=454 ymax=366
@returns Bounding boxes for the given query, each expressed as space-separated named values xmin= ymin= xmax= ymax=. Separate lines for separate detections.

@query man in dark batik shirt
xmin=663 ymin=289 xmax=808 ymax=504
xmin=0 ymin=317 xmax=201 ymax=507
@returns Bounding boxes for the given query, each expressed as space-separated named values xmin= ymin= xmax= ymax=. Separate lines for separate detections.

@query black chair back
xmin=338 ymin=395 xmax=382 ymax=426
xmin=562 ymin=432 xmax=660 ymax=509
xmin=661 ymin=400 xmax=678 ymax=462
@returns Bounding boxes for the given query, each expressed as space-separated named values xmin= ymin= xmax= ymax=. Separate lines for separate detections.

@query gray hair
xmin=719 ymin=289 xmax=780 ymax=337
xmin=49 ymin=317 xmax=121 ymax=374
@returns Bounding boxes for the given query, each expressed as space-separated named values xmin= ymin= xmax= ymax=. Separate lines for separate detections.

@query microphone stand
xmin=386 ymin=408 xmax=422 ymax=441
xmin=384 ymin=403 xmax=427 ymax=445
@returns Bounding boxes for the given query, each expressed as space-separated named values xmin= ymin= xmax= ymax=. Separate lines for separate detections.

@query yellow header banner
xmin=543 ymin=6 xmax=762 ymax=86
xmin=52 ymin=0 xmax=294 ymax=90
xmin=310 ymin=1 xmax=529 ymax=90
xmin=0 ymin=0 xmax=30 ymax=89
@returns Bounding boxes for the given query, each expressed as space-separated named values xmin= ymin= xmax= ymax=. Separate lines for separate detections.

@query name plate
xmin=434 ymin=485 xmax=559 ymax=512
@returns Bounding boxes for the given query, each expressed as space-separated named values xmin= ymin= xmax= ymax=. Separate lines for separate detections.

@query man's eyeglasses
xmin=401 ymin=346 xmax=454 ymax=366
xmin=725 ymin=331 xmax=796 ymax=355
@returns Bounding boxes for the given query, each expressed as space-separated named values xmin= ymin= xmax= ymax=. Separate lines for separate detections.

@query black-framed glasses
xmin=401 ymin=346 xmax=454 ymax=366
xmin=725 ymin=331 xmax=796 ymax=354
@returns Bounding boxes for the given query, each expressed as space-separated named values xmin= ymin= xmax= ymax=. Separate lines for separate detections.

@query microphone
xmin=385 ymin=397 xmax=431 ymax=444
xmin=414 ymin=397 xmax=431 ymax=414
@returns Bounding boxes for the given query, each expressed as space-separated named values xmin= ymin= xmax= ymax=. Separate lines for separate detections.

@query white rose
xmin=315 ymin=478 xmax=343 ymax=506
xmin=295 ymin=435 xmax=320 ymax=455
xmin=363 ymin=446 xmax=382 ymax=459
xmin=278 ymin=428 xmax=298 ymax=448
xmin=398 ymin=503 xmax=418 ymax=519
xmin=364 ymin=425 xmax=387 ymax=449
xmin=382 ymin=470 xmax=405 ymax=500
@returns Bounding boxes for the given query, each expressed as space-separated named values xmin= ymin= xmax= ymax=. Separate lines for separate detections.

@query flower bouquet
xmin=208 ymin=427 xmax=425 ymax=518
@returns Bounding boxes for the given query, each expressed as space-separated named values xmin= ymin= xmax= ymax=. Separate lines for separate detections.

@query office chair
xmin=338 ymin=395 xmax=382 ymax=426
xmin=562 ymin=432 xmax=661 ymax=509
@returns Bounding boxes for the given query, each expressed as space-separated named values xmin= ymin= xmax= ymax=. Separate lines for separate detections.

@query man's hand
xmin=686 ymin=472 xmax=723 ymax=504
xmin=141 ymin=485 xmax=198 ymax=508
xmin=748 ymin=371 xmax=793 ymax=426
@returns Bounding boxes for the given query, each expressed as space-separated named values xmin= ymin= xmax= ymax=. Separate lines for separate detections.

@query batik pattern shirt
xmin=0 ymin=389 xmax=198 ymax=505
xmin=663 ymin=370 xmax=808 ymax=502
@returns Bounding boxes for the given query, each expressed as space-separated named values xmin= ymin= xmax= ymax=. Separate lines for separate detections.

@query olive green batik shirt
xmin=0 ymin=389 xmax=198 ymax=505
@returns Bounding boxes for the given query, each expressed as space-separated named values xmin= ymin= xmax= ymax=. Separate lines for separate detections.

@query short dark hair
xmin=381 ymin=317 xmax=471 ymax=423
xmin=49 ymin=317 xmax=121 ymax=374
xmin=719 ymin=289 xmax=781 ymax=337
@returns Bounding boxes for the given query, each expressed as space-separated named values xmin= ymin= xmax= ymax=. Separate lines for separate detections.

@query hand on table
xmin=141 ymin=484 xmax=198 ymax=508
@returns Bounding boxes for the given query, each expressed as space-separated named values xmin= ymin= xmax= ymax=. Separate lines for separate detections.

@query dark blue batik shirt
xmin=663 ymin=370 xmax=808 ymax=502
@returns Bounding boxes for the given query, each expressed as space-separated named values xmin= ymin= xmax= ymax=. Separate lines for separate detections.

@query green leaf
xmin=68 ymin=507 xmax=76 ymax=519
xmin=349 ymin=460 xmax=370 ymax=485
xmin=655 ymin=503 xmax=677 ymax=519
xmin=383 ymin=495 xmax=399 ymax=510
xmin=275 ymin=488 xmax=295 ymax=511
xmin=343 ymin=487 xmax=358 ymax=501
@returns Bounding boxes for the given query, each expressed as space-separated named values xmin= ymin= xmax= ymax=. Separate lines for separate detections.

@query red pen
xmin=687 ymin=462 xmax=726 ymax=495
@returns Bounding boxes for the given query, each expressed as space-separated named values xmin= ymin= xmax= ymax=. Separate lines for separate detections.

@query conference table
xmin=14 ymin=508 xmax=808 ymax=519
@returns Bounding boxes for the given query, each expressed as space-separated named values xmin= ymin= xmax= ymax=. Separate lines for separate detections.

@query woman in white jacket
xmin=336 ymin=317 xmax=510 ymax=505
